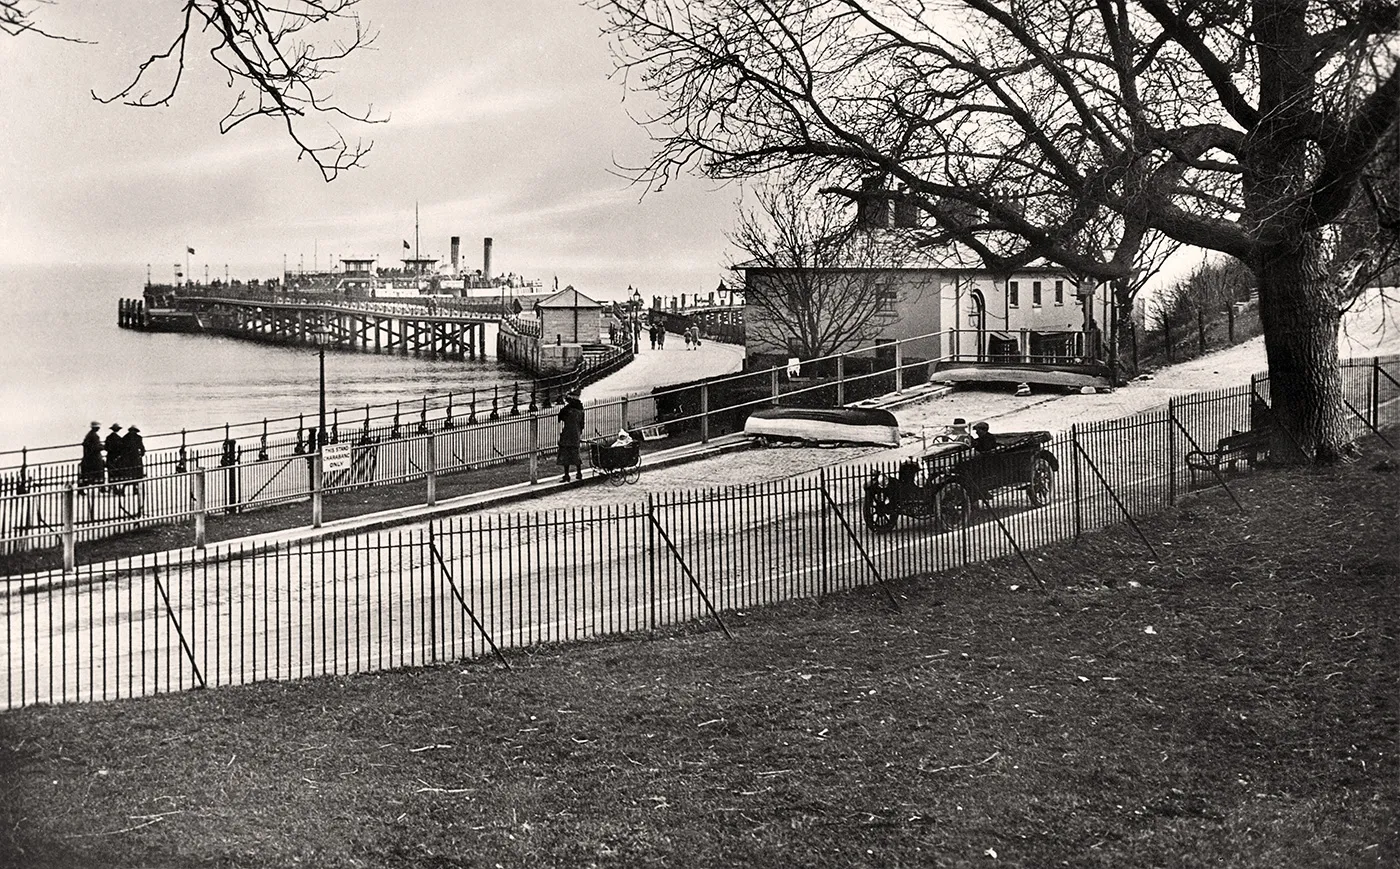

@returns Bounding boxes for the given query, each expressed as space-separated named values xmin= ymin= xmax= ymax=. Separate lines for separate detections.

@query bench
xmin=638 ymin=423 xmax=669 ymax=442
xmin=1185 ymin=427 xmax=1271 ymax=487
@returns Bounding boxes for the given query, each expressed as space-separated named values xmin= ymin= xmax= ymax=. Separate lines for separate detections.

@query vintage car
xmin=862 ymin=430 xmax=1059 ymax=532
xmin=744 ymin=406 xmax=900 ymax=448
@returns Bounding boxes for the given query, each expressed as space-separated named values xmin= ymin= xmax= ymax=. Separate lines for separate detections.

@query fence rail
xmin=2 ymin=358 xmax=1397 ymax=709
xmin=0 ymin=330 xmax=946 ymax=557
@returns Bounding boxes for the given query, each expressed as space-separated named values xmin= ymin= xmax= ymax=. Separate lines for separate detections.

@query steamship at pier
xmin=135 ymin=235 xmax=554 ymax=333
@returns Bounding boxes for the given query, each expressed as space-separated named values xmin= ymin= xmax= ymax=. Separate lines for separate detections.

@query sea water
xmin=0 ymin=263 xmax=525 ymax=461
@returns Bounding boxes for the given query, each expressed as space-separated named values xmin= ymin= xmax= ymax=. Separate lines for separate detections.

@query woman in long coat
xmin=79 ymin=422 xmax=105 ymax=486
xmin=557 ymin=393 xmax=585 ymax=483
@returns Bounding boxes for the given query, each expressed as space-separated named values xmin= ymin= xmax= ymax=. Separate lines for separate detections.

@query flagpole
xmin=185 ymin=248 xmax=190 ymax=286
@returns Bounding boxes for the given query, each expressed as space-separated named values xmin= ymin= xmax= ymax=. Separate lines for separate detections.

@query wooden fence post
xmin=529 ymin=414 xmax=539 ymax=485
xmin=193 ymin=469 xmax=207 ymax=549
xmin=836 ymin=355 xmax=845 ymax=406
xmin=700 ymin=382 xmax=710 ymax=444
xmin=62 ymin=483 xmax=76 ymax=571
xmin=426 ymin=433 xmax=438 ymax=507
xmin=312 ymin=451 xmax=324 ymax=528
xmin=894 ymin=341 xmax=904 ymax=392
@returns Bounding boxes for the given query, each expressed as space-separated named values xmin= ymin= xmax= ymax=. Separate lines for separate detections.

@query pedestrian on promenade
xmin=683 ymin=327 xmax=693 ymax=350
xmin=691 ymin=325 xmax=702 ymax=348
xmin=122 ymin=426 xmax=147 ymax=480
xmin=649 ymin=323 xmax=658 ymax=350
xmin=557 ymin=391 xmax=585 ymax=483
xmin=104 ymin=423 xmax=125 ymax=483
xmin=79 ymin=421 xmax=105 ymax=486
xmin=657 ymin=326 xmax=665 ymax=349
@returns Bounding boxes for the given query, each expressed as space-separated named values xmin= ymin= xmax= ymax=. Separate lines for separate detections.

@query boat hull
xmin=744 ymin=407 xmax=900 ymax=447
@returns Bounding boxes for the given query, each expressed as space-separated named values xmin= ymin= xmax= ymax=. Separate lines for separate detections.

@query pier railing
xmin=3 ymin=363 xmax=1396 ymax=708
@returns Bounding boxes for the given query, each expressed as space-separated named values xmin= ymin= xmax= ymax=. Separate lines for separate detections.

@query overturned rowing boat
xmin=744 ymin=406 xmax=900 ymax=447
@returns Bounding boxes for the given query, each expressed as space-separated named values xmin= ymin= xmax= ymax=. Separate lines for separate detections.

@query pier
xmin=119 ymin=291 xmax=494 ymax=360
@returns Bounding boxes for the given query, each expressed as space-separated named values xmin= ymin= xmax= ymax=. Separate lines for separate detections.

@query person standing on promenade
xmin=122 ymin=426 xmax=147 ymax=480
xmin=104 ymin=423 xmax=125 ymax=484
xmin=557 ymin=391 xmax=585 ymax=483
xmin=79 ymin=421 xmax=105 ymax=486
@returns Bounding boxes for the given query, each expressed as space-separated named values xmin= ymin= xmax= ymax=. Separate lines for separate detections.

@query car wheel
xmin=1027 ymin=456 xmax=1055 ymax=507
xmin=934 ymin=480 xmax=971 ymax=531
xmin=862 ymin=490 xmax=898 ymax=532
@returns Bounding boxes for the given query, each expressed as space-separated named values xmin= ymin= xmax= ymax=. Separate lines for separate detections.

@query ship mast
xmin=414 ymin=202 xmax=420 ymax=261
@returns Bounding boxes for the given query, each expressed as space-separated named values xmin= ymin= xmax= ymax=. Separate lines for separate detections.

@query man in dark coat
xmin=104 ymin=423 xmax=126 ymax=482
xmin=971 ymin=421 xmax=997 ymax=452
xmin=557 ymin=393 xmax=585 ymax=482
xmin=79 ymin=421 xmax=105 ymax=486
xmin=122 ymin=426 xmax=147 ymax=480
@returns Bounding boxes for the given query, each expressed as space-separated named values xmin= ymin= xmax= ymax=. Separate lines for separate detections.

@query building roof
xmin=535 ymin=286 xmax=603 ymax=309
xmin=732 ymin=230 xmax=1063 ymax=273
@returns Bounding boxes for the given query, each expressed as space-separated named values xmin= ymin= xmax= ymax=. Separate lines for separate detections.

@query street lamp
xmin=629 ymin=286 xmax=643 ymax=353
xmin=314 ymin=325 xmax=330 ymax=448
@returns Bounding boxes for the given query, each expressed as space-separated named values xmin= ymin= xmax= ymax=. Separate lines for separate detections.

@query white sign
xmin=321 ymin=443 xmax=352 ymax=472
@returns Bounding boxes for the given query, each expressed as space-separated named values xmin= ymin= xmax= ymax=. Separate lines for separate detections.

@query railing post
xmin=621 ymin=396 xmax=630 ymax=432
xmin=1071 ymin=425 xmax=1082 ymax=540
xmin=770 ymin=368 xmax=780 ymax=406
xmin=529 ymin=414 xmax=539 ymax=485
xmin=835 ymin=355 xmax=845 ymax=406
xmin=193 ymin=469 xmax=207 ymax=549
xmin=819 ymin=469 xmax=830 ymax=598
xmin=700 ymin=382 xmax=710 ymax=444
xmin=312 ymin=451 xmax=324 ymax=528
xmin=1167 ymin=397 xmax=1178 ymax=506
xmin=1372 ymin=357 xmax=1380 ymax=431
xmin=426 ymin=432 xmax=438 ymax=507
xmin=894 ymin=341 xmax=904 ymax=392
xmin=62 ymin=483 xmax=76 ymax=571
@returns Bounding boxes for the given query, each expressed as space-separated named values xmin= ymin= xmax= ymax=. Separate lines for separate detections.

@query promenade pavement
xmin=581 ymin=332 xmax=744 ymax=402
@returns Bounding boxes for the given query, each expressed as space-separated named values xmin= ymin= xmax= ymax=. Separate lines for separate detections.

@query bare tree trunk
xmin=1227 ymin=303 xmax=1235 ymax=343
xmin=1110 ymin=285 xmax=1137 ymax=383
xmin=1258 ymin=238 xmax=1348 ymax=463
xmin=1196 ymin=307 xmax=1207 ymax=356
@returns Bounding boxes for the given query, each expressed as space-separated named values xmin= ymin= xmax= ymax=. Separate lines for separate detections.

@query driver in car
xmin=971 ymin=420 xmax=997 ymax=452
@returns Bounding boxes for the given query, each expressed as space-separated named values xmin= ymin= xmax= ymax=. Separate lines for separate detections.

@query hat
xmin=109 ymin=423 xmax=123 ymax=431
xmin=90 ymin=421 xmax=101 ymax=428
xmin=952 ymin=417 xmax=966 ymax=424
xmin=972 ymin=421 xmax=989 ymax=431
xmin=128 ymin=426 xmax=140 ymax=433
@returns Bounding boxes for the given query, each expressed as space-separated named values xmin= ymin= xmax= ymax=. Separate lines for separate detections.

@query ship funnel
xmin=450 ymin=236 xmax=460 ymax=270
xmin=483 ymin=237 xmax=493 ymax=278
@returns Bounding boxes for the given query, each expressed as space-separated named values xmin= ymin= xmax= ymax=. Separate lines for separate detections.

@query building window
xmin=876 ymin=284 xmax=898 ymax=313
xmin=1008 ymin=281 xmax=1019 ymax=308
xmin=1055 ymin=280 xmax=1064 ymax=305
xmin=1032 ymin=281 xmax=1042 ymax=307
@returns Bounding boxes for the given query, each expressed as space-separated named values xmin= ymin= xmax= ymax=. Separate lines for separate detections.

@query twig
xmin=64 ymin=811 xmax=182 ymax=838
xmin=923 ymin=751 xmax=1001 ymax=774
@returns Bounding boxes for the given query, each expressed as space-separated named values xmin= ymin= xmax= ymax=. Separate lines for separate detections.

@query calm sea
xmin=0 ymin=264 xmax=524 ymax=460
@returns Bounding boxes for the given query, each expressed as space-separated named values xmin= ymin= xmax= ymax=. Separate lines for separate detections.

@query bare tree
xmin=6 ymin=1 xmax=380 ymax=180
xmin=592 ymin=0 xmax=1399 ymax=462
xmin=732 ymin=181 xmax=912 ymax=362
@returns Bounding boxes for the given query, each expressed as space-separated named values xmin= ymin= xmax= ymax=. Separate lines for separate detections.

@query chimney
xmin=856 ymin=176 xmax=890 ymax=229
xmin=893 ymin=188 xmax=921 ymax=228
xmin=450 ymin=236 xmax=460 ymax=270
xmin=483 ymin=237 xmax=493 ymax=278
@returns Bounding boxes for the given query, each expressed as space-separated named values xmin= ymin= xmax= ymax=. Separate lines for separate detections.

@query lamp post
xmin=629 ymin=286 xmax=643 ymax=353
xmin=314 ymin=325 xmax=330 ymax=448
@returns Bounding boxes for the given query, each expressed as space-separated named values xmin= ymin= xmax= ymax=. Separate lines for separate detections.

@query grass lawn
xmin=0 ymin=442 xmax=1396 ymax=868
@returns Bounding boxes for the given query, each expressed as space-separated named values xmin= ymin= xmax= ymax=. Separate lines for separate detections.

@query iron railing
xmin=2 ymin=359 xmax=1396 ymax=708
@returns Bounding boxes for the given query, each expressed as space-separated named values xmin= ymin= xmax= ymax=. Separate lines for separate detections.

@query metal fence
xmin=2 ymin=357 xmax=1396 ymax=709
xmin=0 ymin=330 xmax=942 ymax=560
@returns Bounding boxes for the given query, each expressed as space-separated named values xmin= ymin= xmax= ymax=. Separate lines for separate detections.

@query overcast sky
xmin=0 ymin=0 xmax=740 ymax=300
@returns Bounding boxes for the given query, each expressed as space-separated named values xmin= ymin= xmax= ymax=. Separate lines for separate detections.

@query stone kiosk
xmin=496 ymin=286 xmax=604 ymax=375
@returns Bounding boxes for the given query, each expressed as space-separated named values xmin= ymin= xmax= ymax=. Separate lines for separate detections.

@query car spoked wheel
xmin=1027 ymin=456 xmax=1055 ymax=507
xmin=934 ymin=480 xmax=971 ymax=531
xmin=862 ymin=490 xmax=898 ymax=532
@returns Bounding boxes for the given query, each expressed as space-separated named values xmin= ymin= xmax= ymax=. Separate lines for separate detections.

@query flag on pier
xmin=403 ymin=240 xmax=411 ymax=250
xmin=187 ymin=247 xmax=195 ymax=255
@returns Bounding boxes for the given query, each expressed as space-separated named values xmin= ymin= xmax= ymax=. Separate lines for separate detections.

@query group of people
xmin=946 ymin=417 xmax=998 ymax=452
xmin=79 ymin=421 xmax=147 ymax=487
xmin=647 ymin=322 xmax=666 ymax=350
xmin=682 ymin=325 xmax=703 ymax=349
